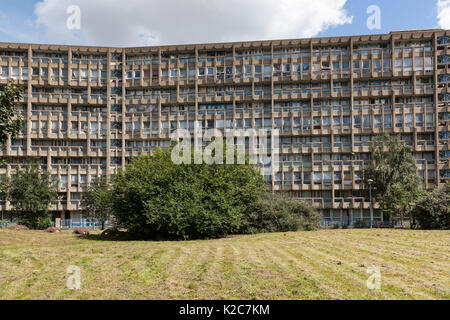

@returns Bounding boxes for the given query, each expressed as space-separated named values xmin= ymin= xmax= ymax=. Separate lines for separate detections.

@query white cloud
xmin=34 ymin=0 xmax=352 ymax=47
xmin=437 ymin=0 xmax=450 ymax=29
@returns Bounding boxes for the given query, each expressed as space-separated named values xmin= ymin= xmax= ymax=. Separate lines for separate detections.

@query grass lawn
xmin=0 ymin=228 xmax=448 ymax=300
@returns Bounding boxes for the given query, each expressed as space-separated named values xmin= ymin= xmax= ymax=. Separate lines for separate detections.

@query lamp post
xmin=368 ymin=179 xmax=374 ymax=229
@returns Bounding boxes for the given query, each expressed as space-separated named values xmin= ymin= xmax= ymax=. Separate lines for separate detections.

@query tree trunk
xmin=400 ymin=211 xmax=404 ymax=228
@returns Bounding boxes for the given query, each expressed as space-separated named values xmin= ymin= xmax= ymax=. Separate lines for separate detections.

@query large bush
xmin=411 ymin=186 xmax=450 ymax=230
xmin=241 ymin=192 xmax=321 ymax=233
xmin=112 ymin=148 xmax=266 ymax=239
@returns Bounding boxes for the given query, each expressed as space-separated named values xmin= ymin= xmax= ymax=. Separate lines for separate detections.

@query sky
xmin=0 ymin=0 xmax=448 ymax=47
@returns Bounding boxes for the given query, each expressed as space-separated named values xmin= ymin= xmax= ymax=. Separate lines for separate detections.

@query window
xmin=354 ymin=115 xmax=361 ymax=128
xmin=283 ymin=173 xmax=292 ymax=186
xmin=416 ymin=113 xmax=424 ymax=127
xmin=333 ymin=61 xmax=340 ymax=70
xmin=170 ymin=69 xmax=178 ymax=77
xmin=41 ymin=68 xmax=48 ymax=77
xmin=90 ymin=122 xmax=99 ymax=134
xmin=80 ymin=69 xmax=88 ymax=80
xmin=303 ymin=172 xmax=311 ymax=184
xmin=425 ymin=57 xmax=433 ymax=71
xmin=91 ymin=70 xmax=99 ymax=80
xmin=0 ymin=66 xmax=9 ymax=79
xmin=373 ymin=60 xmax=381 ymax=71
xmin=60 ymin=175 xmax=68 ymax=188
xmin=22 ymin=68 xmax=29 ymax=80
xmin=314 ymin=172 xmax=322 ymax=185
xmin=235 ymin=66 xmax=242 ymax=78
xmin=374 ymin=115 xmax=382 ymax=128
xmin=405 ymin=114 xmax=413 ymax=128
xmin=294 ymin=172 xmax=302 ymax=184
xmin=216 ymin=67 xmax=224 ymax=79
xmin=395 ymin=114 xmax=403 ymax=127
xmin=362 ymin=60 xmax=370 ymax=73
xmin=394 ymin=59 xmax=402 ymax=72
xmin=11 ymin=67 xmax=19 ymax=79
xmin=302 ymin=63 xmax=310 ymax=72
xmin=415 ymin=57 xmax=424 ymax=71
xmin=31 ymin=121 xmax=38 ymax=133
xmin=334 ymin=172 xmax=342 ymax=184
xmin=333 ymin=116 xmax=341 ymax=125
xmin=384 ymin=114 xmax=392 ymax=128
xmin=51 ymin=121 xmax=58 ymax=133
xmin=426 ymin=114 xmax=434 ymax=128
xmin=404 ymin=58 xmax=412 ymax=71
xmin=71 ymin=175 xmax=78 ymax=187
xmin=71 ymin=121 xmax=78 ymax=134
xmin=324 ymin=172 xmax=332 ymax=186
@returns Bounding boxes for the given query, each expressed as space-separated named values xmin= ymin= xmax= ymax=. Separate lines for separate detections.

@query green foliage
xmin=241 ymin=192 xmax=321 ymax=233
xmin=5 ymin=161 xmax=57 ymax=229
xmin=363 ymin=134 xmax=423 ymax=222
xmin=81 ymin=176 xmax=113 ymax=229
xmin=112 ymin=148 xmax=266 ymax=239
xmin=0 ymin=80 xmax=24 ymax=147
xmin=411 ymin=186 xmax=450 ymax=230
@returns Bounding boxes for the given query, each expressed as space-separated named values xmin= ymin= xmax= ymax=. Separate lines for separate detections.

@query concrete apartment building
xmin=0 ymin=29 xmax=449 ymax=225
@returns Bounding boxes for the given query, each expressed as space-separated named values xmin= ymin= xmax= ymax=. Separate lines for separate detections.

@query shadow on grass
xmin=76 ymin=230 xmax=233 ymax=242
xmin=76 ymin=231 xmax=154 ymax=242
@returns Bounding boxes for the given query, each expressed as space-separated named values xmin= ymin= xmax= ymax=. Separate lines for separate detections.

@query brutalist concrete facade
xmin=0 ymin=29 xmax=449 ymax=224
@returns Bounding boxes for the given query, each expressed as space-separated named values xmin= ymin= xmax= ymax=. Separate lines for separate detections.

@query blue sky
xmin=323 ymin=0 xmax=440 ymax=37
xmin=0 ymin=0 xmax=446 ymax=46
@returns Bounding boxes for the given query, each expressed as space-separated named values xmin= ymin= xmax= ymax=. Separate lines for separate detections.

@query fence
xmin=0 ymin=221 xmax=10 ymax=228
xmin=321 ymin=218 xmax=410 ymax=229
xmin=52 ymin=218 xmax=106 ymax=229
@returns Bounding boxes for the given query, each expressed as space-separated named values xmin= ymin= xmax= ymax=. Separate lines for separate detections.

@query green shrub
xmin=411 ymin=186 xmax=450 ymax=230
xmin=5 ymin=161 xmax=57 ymax=230
xmin=112 ymin=148 xmax=266 ymax=240
xmin=241 ymin=193 xmax=321 ymax=234
xmin=18 ymin=215 xmax=52 ymax=230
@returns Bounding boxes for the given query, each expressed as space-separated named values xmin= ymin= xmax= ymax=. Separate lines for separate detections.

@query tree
xmin=6 ymin=161 xmax=58 ymax=229
xmin=112 ymin=148 xmax=266 ymax=239
xmin=81 ymin=176 xmax=113 ymax=229
xmin=410 ymin=185 xmax=450 ymax=230
xmin=0 ymin=81 xmax=24 ymax=202
xmin=0 ymin=80 xmax=24 ymax=147
xmin=363 ymin=134 xmax=423 ymax=225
